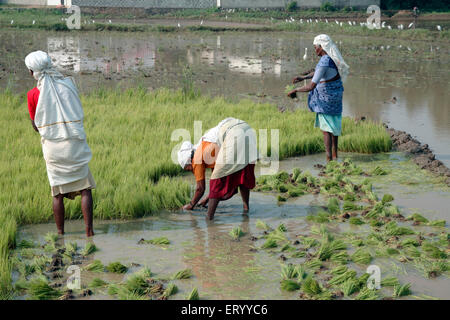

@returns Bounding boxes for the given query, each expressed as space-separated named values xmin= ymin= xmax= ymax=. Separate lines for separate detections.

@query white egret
xmin=335 ymin=20 xmax=339 ymax=25
xmin=325 ymin=19 xmax=328 ymax=23
xmin=340 ymin=22 xmax=343 ymax=27
xmin=200 ymin=20 xmax=204 ymax=25
xmin=32 ymin=20 xmax=35 ymax=25
xmin=408 ymin=22 xmax=414 ymax=29
xmin=303 ymin=48 xmax=308 ymax=61
xmin=387 ymin=25 xmax=392 ymax=30
xmin=10 ymin=20 xmax=13 ymax=25
xmin=382 ymin=21 xmax=386 ymax=28
xmin=109 ymin=20 xmax=112 ymax=24
xmin=437 ymin=25 xmax=442 ymax=31
xmin=348 ymin=21 xmax=352 ymax=26
xmin=177 ymin=22 xmax=181 ymax=28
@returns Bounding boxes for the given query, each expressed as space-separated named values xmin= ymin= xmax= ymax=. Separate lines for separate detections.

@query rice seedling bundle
xmin=281 ymin=279 xmax=300 ymax=291
xmin=351 ymin=249 xmax=372 ymax=265
xmin=82 ymin=243 xmax=98 ymax=256
xmin=349 ymin=217 xmax=364 ymax=225
xmin=143 ymin=237 xmax=171 ymax=245
xmin=340 ymin=279 xmax=359 ymax=296
xmin=17 ymin=239 xmax=36 ymax=249
xmin=329 ymin=270 xmax=357 ymax=286
xmin=281 ymin=264 xmax=298 ymax=280
xmin=255 ymin=220 xmax=270 ymax=230
xmin=163 ymin=283 xmax=178 ymax=298
xmin=172 ymin=269 xmax=193 ymax=280
xmin=44 ymin=232 xmax=58 ymax=245
xmin=381 ymin=194 xmax=394 ymax=204
xmin=106 ymin=262 xmax=128 ymax=274
xmin=85 ymin=260 xmax=105 ymax=272
xmin=422 ymin=243 xmax=447 ymax=259
xmin=381 ymin=277 xmax=400 ymax=287
xmin=427 ymin=220 xmax=446 ymax=227
xmin=229 ymin=227 xmax=245 ymax=240
xmin=187 ymin=287 xmax=199 ymax=300
xmin=355 ymin=287 xmax=378 ymax=300
xmin=89 ymin=278 xmax=108 ymax=288
xmin=301 ymin=276 xmax=322 ymax=296
xmin=28 ymin=278 xmax=61 ymax=300
xmin=393 ymin=283 xmax=411 ymax=297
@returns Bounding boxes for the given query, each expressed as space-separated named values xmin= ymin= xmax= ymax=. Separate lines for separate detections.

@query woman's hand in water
xmin=182 ymin=203 xmax=194 ymax=211
xmin=293 ymin=76 xmax=303 ymax=84
xmin=198 ymin=198 xmax=209 ymax=208
xmin=287 ymin=89 xmax=298 ymax=99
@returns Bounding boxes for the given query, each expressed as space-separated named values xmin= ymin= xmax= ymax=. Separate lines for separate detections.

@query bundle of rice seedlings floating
xmin=19 ymin=248 xmax=36 ymax=259
xmin=329 ymin=270 xmax=357 ymax=286
xmin=106 ymin=262 xmax=128 ymax=274
xmin=381 ymin=277 xmax=400 ymax=287
xmin=65 ymin=242 xmax=78 ymax=255
xmin=329 ymin=265 xmax=348 ymax=275
xmin=18 ymin=262 xmax=36 ymax=278
xmin=107 ymin=283 xmax=119 ymax=296
xmin=413 ymin=257 xmax=448 ymax=278
xmin=327 ymin=198 xmax=340 ymax=214
xmin=277 ymin=184 xmax=289 ymax=193
xmin=300 ymin=237 xmax=319 ymax=249
xmin=343 ymin=201 xmax=361 ymax=211
xmin=422 ymin=243 xmax=447 ymax=259
xmin=317 ymin=239 xmax=346 ymax=261
xmin=142 ymin=237 xmax=171 ymax=245
xmin=187 ymin=287 xmax=199 ymax=300
xmin=371 ymin=166 xmax=387 ymax=176
xmin=17 ymin=239 xmax=36 ymax=249
xmin=402 ymin=246 xmax=421 ymax=258
xmin=365 ymin=191 xmax=379 ymax=202
xmin=44 ymin=232 xmax=59 ymax=244
xmin=285 ymin=84 xmax=296 ymax=94
xmin=277 ymin=224 xmax=287 ymax=232
xmin=340 ymin=279 xmax=360 ymax=296
xmin=172 ymin=269 xmax=193 ymax=280
xmin=357 ymin=273 xmax=370 ymax=288
xmin=427 ymin=220 xmax=446 ymax=227
xmin=229 ymin=227 xmax=245 ymax=240
xmin=355 ymin=287 xmax=378 ymax=300
xmin=89 ymin=278 xmax=108 ymax=288
xmin=330 ymin=251 xmax=349 ymax=265
xmin=281 ymin=279 xmax=300 ymax=291
xmin=261 ymin=239 xmax=278 ymax=249
xmin=44 ymin=243 xmax=57 ymax=253
xmin=295 ymin=265 xmax=308 ymax=281
xmin=292 ymin=168 xmax=302 ymax=181
xmin=370 ymin=219 xmax=384 ymax=227
xmin=349 ymin=217 xmax=365 ymax=225
xmin=351 ymin=249 xmax=372 ymax=265
xmin=136 ymin=266 xmax=152 ymax=278
xmin=85 ymin=260 xmax=105 ymax=272
xmin=393 ymin=283 xmax=411 ymax=297
xmin=277 ymin=195 xmax=287 ymax=202
xmin=163 ymin=283 xmax=178 ymax=298
xmin=311 ymin=225 xmax=331 ymax=238
xmin=281 ymin=244 xmax=295 ymax=252
xmin=255 ymin=220 xmax=270 ymax=230
xmin=125 ymin=273 xmax=149 ymax=295
xmin=406 ymin=213 xmax=428 ymax=223
xmin=385 ymin=222 xmax=415 ymax=236
xmin=82 ymin=243 xmax=98 ymax=256
xmin=386 ymin=248 xmax=400 ymax=255
xmin=381 ymin=194 xmax=394 ymax=204
xmin=301 ymin=276 xmax=323 ymax=296
xmin=304 ymin=259 xmax=322 ymax=272
xmin=291 ymin=251 xmax=306 ymax=259
xmin=116 ymin=285 xmax=149 ymax=300
xmin=28 ymin=278 xmax=61 ymax=300
xmin=31 ymin=256 xmax=51 ymax=274
xmin=307 ymin=211 xmax=331 ymax=224
xmin=281 ymin=264 xmax=298 ymax=280
xmin=344 ymin=193 xmax=356 ymax=202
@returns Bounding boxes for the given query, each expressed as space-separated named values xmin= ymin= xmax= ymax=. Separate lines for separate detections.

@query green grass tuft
xmin=82 ymin=243 xmax=98 ymax=256
xmin=229 ymin=227 xmax=245 ymax=240
xmin=172 ymin=269 xmax=193 ymax=280
xmin=85 ymin=260 xmax=105 ymax=272
xmin=187 ymin=287 xmax=199 ymax=300
xmin=106 ymin=262 xmax=128 ymax=274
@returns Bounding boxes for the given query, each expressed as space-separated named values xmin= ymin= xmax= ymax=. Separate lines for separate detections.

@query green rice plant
xmin=300 ymin=237 xmax=319 ymax=249
xmin=172 ymin=269 xmax=193 ymax=280
xmin=85 ymin=260 xmax=105 ymax=272
xmin=261 ymin=239 xmax=278 ymax=249
xmin=17 ymin=262 xmax=36 ymax=278
xmin=163 ymin=283 xmax=178 ymax=298
xmin=229 ymin=227 xmax=245 ymax=240
xmin=406 ymin=213 xmax=428 ymax=223
xmin=340 ymin=279 xmax=359 ymax=296
xmin=187 ymin=287 xmax=199 ymax=300
xmin=277 ymin=184 xmax=289 ymax=193
xmin=422 ymin=243 xmax=447 ymax=259
xmin=304 ymin=259 xmax=322 ymax=271
xmin=381 ymin=277 xmax=400 ymax=287
xmin=136 ymin=266 xmax=152 ymax=278
xmin=65 ymin=242 xmax=78 ymax=255
xmin=17 ymin=239 xmax=36 ymax=249
xmin=277 ymin=195 xmax=287 ymax=202
xmin=357 ymin=273 xmax=370 ymax=288
xmin=281 ymin=279 xmax=300 ymax=291
xmin=295 ymin=265 xmax=308 ymax=281
xmin=351 ymin=249 xmax=372 ymax=265
xmin=277 ymin=224 xmax=287 ymax=233
xmin=292 ymin=168 xmax=302 ymax=181
xmin=142 ymin=237 xmax=171 ymax=245
xmin=393 ymin=283 xmax=411 ymax=297
xmin=343 ymin=193 xmax=356 ymax=202
xmin=427 ymin=220 xmax=446 ymax=227
xmin=28 ymin=277 xmax=61 ymax=300
xmin=14 ymin=278 xmax=29 ymax=292
xmin=290 ymin=251 xmax=306 ymax=258
xmin=413 ymin=257 xmax=449 ymax=278
xmin=355 ymin=287 xmax=378 ymax=300
xmin=107 ymin=284 xmax=119 ymax=296
xmin=401 ymin=238 xmax=420 ymax=247
xmin=281 ymin=264 xmax=298 ymax=280
xmin=82 ymin=242 xmax=98 ymax=256
xmin=44 ymin=232 xmax=58 ymax=244
xmin=330 ymin=251 xmax=349 ymax=265
xmin=125 ymin=273 xmax=149 ymax=295
xmin=327 ymin=198 xmax=340 ymax=214
xmin=89 ymin=278 xmax=108 ymax=288
xmin=329 ymin=270 xmax=357 ymax=286
xmin=386 ymin=247 xmax=400 ymax=255
xmin=402 ymin=246 xmax=421 ymax=258
xmin=106 ymin=262 xmax=128 ymax=274
xmin=306 ymin=211 xmax=330 ymax=223
xmin=116 ymin=285 xmax=149 ymax=300
xmin=255 ymin=220 xmax=270 ymax=230
xmin=381 ymin=194 xmax=394 ymax=204
xmin=301 ymin=276 xmax=322 ymax=296
xmin=385 ymin=222 xmax=415 ymax=236
xmin=349 ymin=217 xmax=365 ymax=225
xmin=316 ymin=239 xmax=346 ymax=261
xmin=329 ymin=265 xmax=348 ymax=275
xmin=371 ymin=166 xmax=388 ymax=176
xmin=18 ymin=248 xmax=36 ymax=259
xmin=44 ymin=243 xmax=57 ymax=253
xmin=31 ymin=256 xmax=51 ymax=274
xmin=343 ymin=202 xmax=361 ymax=211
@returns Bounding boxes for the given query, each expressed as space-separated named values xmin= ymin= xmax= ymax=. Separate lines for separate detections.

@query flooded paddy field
xmin=1 ymin=29 xmax=449 ymax=166
xmin=14 ymin=153 xmax=450 ymax=300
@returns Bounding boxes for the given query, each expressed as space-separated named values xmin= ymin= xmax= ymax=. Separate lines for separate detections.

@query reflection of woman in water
xmin=178 ymin=118 xmax=258 ymax=220
xmin=288 ymin=34 xmax=349 ymax=162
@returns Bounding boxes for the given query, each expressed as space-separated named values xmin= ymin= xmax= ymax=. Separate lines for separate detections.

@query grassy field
xmin=0 ymin=87 xmax=392 ymax=298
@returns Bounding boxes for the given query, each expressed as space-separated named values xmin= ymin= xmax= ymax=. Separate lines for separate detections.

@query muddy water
xmin=1 ymin=29 xmax=449 ymax=166
xmin=16 ymin=153 xmax=450 ymax=300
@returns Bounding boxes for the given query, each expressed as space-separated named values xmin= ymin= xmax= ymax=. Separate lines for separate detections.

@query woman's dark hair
xmin=190 ymin=149 xmax=195 ymax=160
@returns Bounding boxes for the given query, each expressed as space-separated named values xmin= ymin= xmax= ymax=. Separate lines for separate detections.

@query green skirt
xmin=315 ymin=113 xmax=342 ymax=136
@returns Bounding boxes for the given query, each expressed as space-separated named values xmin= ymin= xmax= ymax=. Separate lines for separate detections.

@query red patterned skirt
xmin=209 ymin=164 xmax=256 ymax=200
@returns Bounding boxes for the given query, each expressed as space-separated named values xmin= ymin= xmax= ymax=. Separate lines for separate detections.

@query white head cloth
xmin=178 ymin=141 xmax=195 ymax=168
xmin=313 ymin=34 xmax=350 ymax=82
xmin=25 ymin=51 xmax=86 ymax=141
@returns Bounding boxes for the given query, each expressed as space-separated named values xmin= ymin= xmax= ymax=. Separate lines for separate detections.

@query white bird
xmin=200 ymin=20 xmax=204 ymax=25
xmin=109 ymin=20 xmax=112 ymax=24
xmin=398 ymin=24 xmax=403 ymax=30
xmin=340 ymin=22 xmax=343 ymax=27
xmin=32 ymin=20 xmax=35 ymax=25
xmin=92 ymin=20 xmax=95 ymax=23
xmin=353 ymin=21 xmax=356 ymax=25
xmin=177 ymin=23 xmax=181 ymax=28
xmin=382 ymin=21 xmax=386 ymax=28
xmin=437 ymin=25 xmax=441 ymax=31
xmin=407 ymin=46 xmax=412 ymax=51
xmin=10 ymin=20 xmax=13 ymax=25
xmin=386 ymin=45 xmax=391 ymax=50
xmin=348 ymin=21 xmax=352 ymax=26
xmin=335 ymin=20 xmax=339 ymax=25
xmin=303 ymin=48 xmax=308 ymax=61
xmin=387 ymin=26 xmax=392 ymax=30
xmin=408 ymin=22 xmax=414 ymax=29
xmin=325 ymin=19 xmax=328 ymax=24
xmin=315 ymin=19 xmax=318 ymax=23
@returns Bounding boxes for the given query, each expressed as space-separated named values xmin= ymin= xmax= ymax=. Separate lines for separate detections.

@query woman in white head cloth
xmin=288 ymin=34 xmax=349 ymax=162
xmin=25 ymin=50 xmax=95 ymax=237
xmin=178 ymin=118 xmax=258 ymax=220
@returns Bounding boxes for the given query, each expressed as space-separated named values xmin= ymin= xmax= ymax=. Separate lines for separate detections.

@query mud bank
xmin=387 ymin=127 xmax=450 ymax=186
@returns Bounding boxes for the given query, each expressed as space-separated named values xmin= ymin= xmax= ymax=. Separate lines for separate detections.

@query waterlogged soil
xmin=1 ymin=29 xmax=449 ymax=167
xmin=15 ymin=153 xmax=450 ymax=300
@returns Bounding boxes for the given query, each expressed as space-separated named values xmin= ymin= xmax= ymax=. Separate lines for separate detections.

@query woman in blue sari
xmin=288 ymin=34 xmax=349 ymax=162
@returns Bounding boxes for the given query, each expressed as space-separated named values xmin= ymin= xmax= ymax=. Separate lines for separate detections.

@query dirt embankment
xmin=386 ymin=127 xmax=450 ymax=186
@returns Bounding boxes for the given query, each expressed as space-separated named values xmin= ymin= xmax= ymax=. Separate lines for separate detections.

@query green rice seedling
xmin=381 ymin=277 xmax=400 ymax=287
xmin=301 ymin=276 xmax=322 ymax=296
xmin=386 ymin=248 xmax=400 ymax=255
xmin=261 ymin=239 xmax=278 ymax=249
xmin=285 ymin=84 xmax=296 ymax=94
xmin=136 ymin=267 xmax=152 ymax=278
xmin=28 ymin=278 xmax=61 ymax=300
xmin=295 ymin=265 xmax=308 ymax=281
xmin=393 ymin=283 xmax=411 ymax=297
xmin=107 ymin=284 xmax=119 ymax=296
xmin=106 ymin=262 xmax=128 ymax=274
xmin=255 ymin=220 xmax=270 ymax=230
xmin=116 ymin=285 xmax=149 ymax=300
xmin=344 ymin=193 xmax=356 ymax=202
xmin=19 ymin=248 xmax=36 ymax=259
xmin=406 ymin=213 xmax=428 ymax=223
xmin=89 ymin=278 xmax=108 ymax=288
xmin=355 ymin=287 xmax=378 ymax=300
xmin=44 ymin=232 xmax=58 ymax=244
xmin=266 ymin=229 xmax=288 ymax=243
xmin=144 ymin=237 xmax=171 ymax=245
xmin=311 ymin=225 xmax=331 ymax=239
xmin=172 ymin=269 xmax=193 ymax=280
xmin=277 ymin=184 xmax=289 ymax=193
xmin=288 ymin=190 xmax=303 ymax=197
xmin=343 ymin=202 xmax=361 ymax=211
xmin=365 ymin=191 xmax=379 ymax=203
xmin=329 ymin=270 xmax=357 ymax=286
xmin=85 ymin=260 xmax=105 ymax=272
xmin=329 ymin=265 xmax=348 ymax=276
xmin=65 ymin=242 xmax=78 ymax=255
xmin=44 ymin=243 xmax=57 ymax=253
xmin=330 ymin=251 xmax=349 ymax=265
xmin=125 ymin=273 xmax=149 ymax=295
xmin=349 ymin=217 xmax=365 ymax=225
xmin=385 ymin=223 xmax=415 ymax=236
xmin=163 ymin=283 xmax=178 ymax=298
xmin=17 ymin=239 xmax=36 ymax=249
xmin=281 ymin=264 xmax=298 ymax=280
xmin=371 ymin=166 xmax=388 ymax=176
xmin=327 ymin=198 xmax=340 ymax=214
xmin=422 ymin=243 xmax=447 ymax=259
xmin=306 ymin=211 xmax=330 ymax=223
xmin=357 ymin=273 xmax=371 ymax=288
xmin=292 ymin=168 xmax=302 ymax=181
xmin=370 ymin=219 xmax=384 ymax=227
xmin=82 ymin=243 xmax=98 ymax=256
xmin=281 ymin=244 xmax=295 ymax=252
xmin=414 ymin=257 xmax=448 ymax=278
xmin=381 ymin=194 xmax=394 ymax=204
xmin=300 ymin=237 xmax=319 ymax=249
xmin=316 ymin=239 xmax=346 ymax=261
xmin=304 ymin=259 xmax=322 ymax=271
xmin=340 ymin=279 xmax=359 ymax=296
xmin=351 ymin=239 xmax=364 ymax=247
xmin=281 ymin=279 xmax=300 ymax=291
xmin=187 ymin=287 xmax=199 ymax=300
xmin=291 ymin=251 xmax=306 ymax=259
xmin=229 ymin=227 xmax=245 ymax=240
xmin=351 ymin=249 xmax=372 ymax=265
xmin=277 ymin=195 xmax=287 ymax=202
xmin=14 ymin=278 xmax=29 ymax=292
xmin=427 ymin=220 xmax=446 ymax=227
xmin=31 ymin=256 xmax=51 ymax=273
xmin=277 ymin=224 xmax=287 ymax=233
xmin=17 ymin=262 xmax=36 ymax=278
xmin=402 ymin=246 xmax=421 ymax=258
